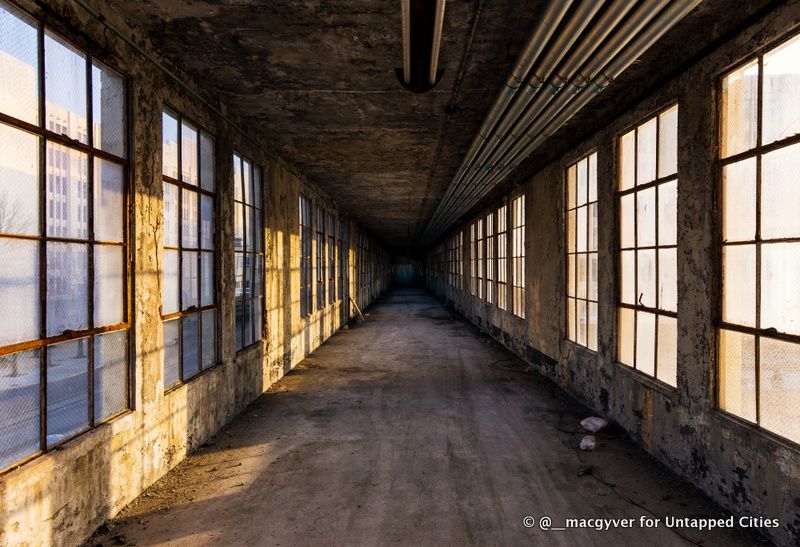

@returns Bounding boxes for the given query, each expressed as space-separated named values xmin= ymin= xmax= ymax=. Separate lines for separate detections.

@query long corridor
xmin=90 ymin=289 xmax=763 ymax=547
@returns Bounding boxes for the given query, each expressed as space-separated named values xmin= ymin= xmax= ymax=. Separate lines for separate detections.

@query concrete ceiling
xmin=106 ymin=0 xmax=780 ymax=252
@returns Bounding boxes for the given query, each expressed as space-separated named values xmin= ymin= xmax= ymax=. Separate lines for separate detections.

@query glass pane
xmin=587 ymin=301 xmax=597 ymax=351
xmin=201 ymin=309 xmax=215 ymax=369
xmin=180 ymin=122 xmax=198 ymax=185
xmin=657 ymin=179 xmax=677 ymax=247
xmin=658 ymin=105 xmax=678 ymax=178
xmin=91 ymin=61 xmax=125 ymax=158
xmin=200 ymin=251 xmax=213 ymax=306
xmin=576 ymin=253 xmax=587 ymax=299
xmin=657 ymin=315 xmax=677 ymax=387
xmin=658 ymin=248 xmax=677 ymax=313
xmin=566 ymin=165 xmax=576 ymax=209
xmin=46 ymin=143 xmax=88 ymax=239
xmin=0 ymin=123 xmax=39 ymax=236
xmin=254 ymin=254 xmax=262 ymax=297
xmin=243 ymin=292 xmax=253 ymax=347
xmin=162 ymin=318 xmax=180 ymax=388
xmin=619 ymin=307 xmax=634 ymax=366
xmin=577 ymin=158 xmax=587 ymax=206
xmin=200 ymin=194 xmax=213 ymax=250
xmin=0 ymin=349 xmax=40 ymax=469
xmin=621 ymin=250 xmax=635 ymax=305
xmin=759 ymin=337 xmax=800 ymax=444
xmin=254 ymin=210 xmax=262 ymax=252
xmin=620 ymin=130 xmax=636 ymax=191
xmin=566 ymin=209 xmax=575 ymax=253
xmin=163 ymin=182 xmax=179 ymax=248
xmin=588 ymin=252 xmax=597 ymax=301
xmin=162 ymin=248 xmax=179 ymax=315
xmin=94 ymin=244 xmax=123 ymax=326
xmin=0 ymin=4 xmax=38 ymax=124
xmin=637 ymin=249 xmax=656 ymax=308
xmin=243 ymin=159 xmax=252 ymax=205
xmin=761 ymin=242 xmax=800 ymax=335
xmin=94 ymin=158 xmax=124 ymax=243
xmin=722 ymin=158 xmax=756 ymax=243
xmin=46 ymin=242 xmax=87 ymax=337
xmin=253 ymin=297 xmax=262 ymax=343
xmin=93 ymin=329 xmax=127 ymax=421
xmin=567 ymin=297 xmax=575 ymax=340
xmin=722 ymin=244 xmax=756 ymax=327
xmin=636 ymin=118 xmax=657 ymax=185
xmin=576 ymin=205 xmax=586 ymax=252
xmin=46 ymin=338 xmax=89 ymax=445
xmin=181 ymin=189 xmax=198 ymax=248
xmin=719 ymin=329 xmax=756 ymax=421
xmin=182 ymin=250 xmax=198 ymax=310
xmin=254 ymin=165 xmax=262 ymax=206
xmin=761 ymin=142 xmax=800 ymax=240
xmin=720 ymin=60 xmax=758 ymax=158
xmin=588 ymin=153 xmax=597 ymax=203
xmin=44 ymin=32 xmax=87 ymax=144
xmin=234 ymin=202 xmax=244 ymax=251
xmin=636 ymin=187 xmax=656 ymax=247
xmin=235 ymin=253 xmax=243 ymax=350
xmin=162 ymin=112 xmax=178 ymax=179
xmin=182 ymin=312 xmax=199 ymax=379
xmin=620 ymin=193 xmax=635 ymax=248
xmin=0 ymin=238 xmax=39 ymax=345
xmin=577 ymin=299 xmax=587 ymax=346
xmin=200 ymin=132 xmax=214 ymax=191
xmin=233 ymin=154 xmax=242 ymax=202
xmin=762 ymin=34 xmax=800 ymax=146
xmin=566 ymin=254 xmax=575 ymax=297
xmin=636 ymin=311 xmax=656 ymax=376
xmin=587 ymin=203 xmax=597 ymax=252
xmin=247 ymin=206 xmax=255 ymax=252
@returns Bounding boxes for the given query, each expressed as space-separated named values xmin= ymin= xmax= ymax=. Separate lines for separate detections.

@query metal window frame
xmin=0 ymin=4 xmax=131 ymax=473
xmin=565 ymin=150 xmax=599 ymax=351
xmin=327 ymin=211 xmax=336 ymax=305
xmin=511 ymin=194 xmax=525 ymax=318
xmin=496 ymin=203 xmax=508 ymax=311
xmin=299 ymin=194 xmax=313 ymax=317
xmin=232 ymin=152 xmax=264 ymax=352
xmin=161 ymin=107 xmax=219 ymax=385
xmin=315 ymin=205 xmax=325 ymax=311
xmin=485 ymin=211 xmax=495 ymax=305
xmin=614 ymin=103 xmax=679 ymax=386
xmin=715 ymin=34 xmax=800 ymax=439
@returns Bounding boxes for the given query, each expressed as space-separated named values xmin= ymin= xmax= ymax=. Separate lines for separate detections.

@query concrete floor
xmin=89 ymin=289 xmax=767 ymax=547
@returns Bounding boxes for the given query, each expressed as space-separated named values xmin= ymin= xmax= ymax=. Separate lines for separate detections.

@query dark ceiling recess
xmin=397 ymin=0 xmax=446 ymax=93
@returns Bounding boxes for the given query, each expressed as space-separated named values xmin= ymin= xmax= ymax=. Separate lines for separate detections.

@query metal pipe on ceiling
xmin=429 ymin=0 xmax=447 ymax=85
xmin=421 ymin=0 xmax=702 ymax=243
xmin=402 ymin=0 xmax=411 ymax=84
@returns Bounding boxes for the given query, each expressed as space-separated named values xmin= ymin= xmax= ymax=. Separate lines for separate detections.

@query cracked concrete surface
xmin=89 ymin=289 xmax=765 ymax=546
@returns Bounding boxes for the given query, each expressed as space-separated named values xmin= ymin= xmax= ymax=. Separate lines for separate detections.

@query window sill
xmin=613 ymin=361 xmax=677 ymax=399
xmin=714 ymin=408 xmax=800 ymax=454
xmin=164 ymin=361 xmax=224 ymax=394
xmin=563 ymin=338 xmax=598 ymax=358
xmin=235 ymin=341 xmax=263 ymax=357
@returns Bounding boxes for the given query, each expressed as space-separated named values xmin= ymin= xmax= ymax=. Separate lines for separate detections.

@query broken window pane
xmin=0 ymin=3 xmax=38 ymax=124
xmin=45 ymin=32 xmax=87 ymax=144
xmin=722 ymin=244 xmax=756 ymax=327
xmin=720 ymin=60 xmax=758 ymax=158
xmin=722 ymin=158 xmax=756 ymax=243
xmin=46 ymin=338 xmax=89 ymax=446
xmin=0 ymin=123 xmax=39 ymax=236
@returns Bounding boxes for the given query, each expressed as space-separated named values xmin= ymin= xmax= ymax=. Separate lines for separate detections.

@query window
xmin=162 ymin=110 xmax=216 ymax=387
xmin=566 ymin=152 xmax=598 ymax=350
xmin=233 ymin=153 xmax=263 ymax=350
xmin=617 ymin=105 xmax=678 ymax=386
xmin=338 ymin=219 xmax=348 ymax=301
xmin=486 ymin=211 xmax=495 ymax=304
xmin=497 ymin=205 xmax=508 ymax=310
xmin=328 ymin=213 xmax=336 ymax=305
xmin=0 ymin=2 xmax=129 ymax=470
xmin=476 ymin=218 xmax=485 ymax=299
xmin=511 ymin=195 xmax=526 ymax=318
xmin=299 ymin=195 xmax=312 ymax=317
xmin=316 ymin=206 xmax=325 ymax=310
xmin=718 ymin=34 xmax=800 ymax=444
xmin=457 ymin=230 xmax=464 ymax=290
xmin=469 ymin=222 xmax=476 ymax=295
